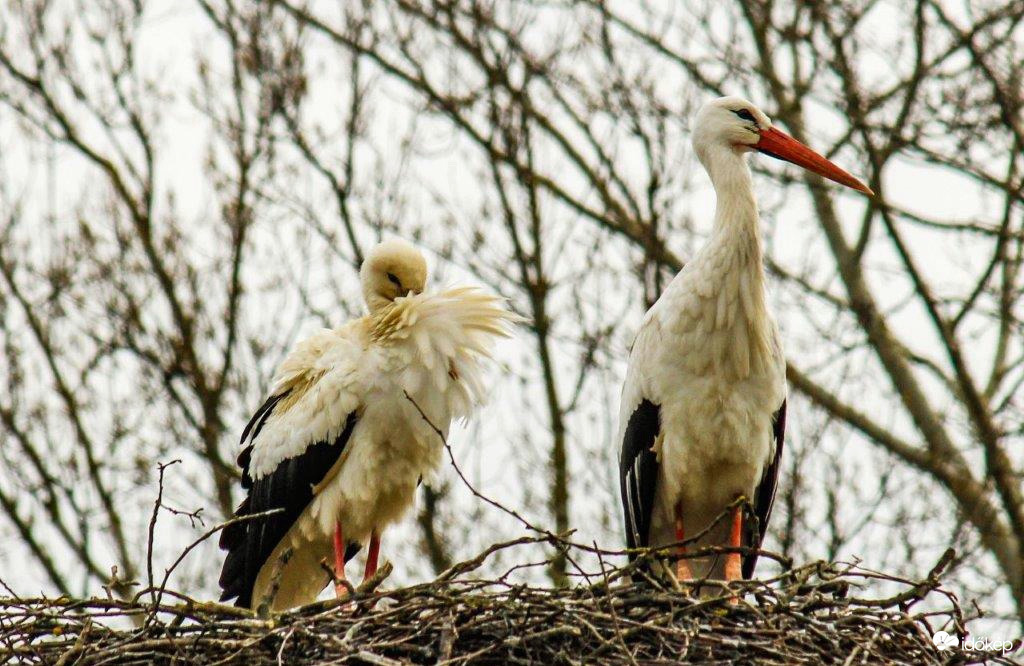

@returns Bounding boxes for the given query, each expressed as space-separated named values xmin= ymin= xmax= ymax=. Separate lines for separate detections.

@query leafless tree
xmin=0 ymin=0 xmax=1021 ymax=631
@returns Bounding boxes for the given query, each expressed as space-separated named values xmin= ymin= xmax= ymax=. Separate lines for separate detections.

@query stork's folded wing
xmin=743 ymin=399 xmax=786 ymax=579
xmin=218 ymin=391 xmax=359 ymax=608
xmin=619 ymin=399 xmax=662 ymax=558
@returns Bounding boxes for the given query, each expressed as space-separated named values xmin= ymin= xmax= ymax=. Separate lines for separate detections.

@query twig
xmin=257 ymin=547 xmax=294 ymax=618
xmin=147 ymin=459 xmax=181 ymax=603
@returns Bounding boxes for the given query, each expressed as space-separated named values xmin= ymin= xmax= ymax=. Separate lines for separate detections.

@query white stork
xmin=618 ymin=97 xmax=872 ymax=585
xmin=219 ymin=239 xmax=517 ymax=610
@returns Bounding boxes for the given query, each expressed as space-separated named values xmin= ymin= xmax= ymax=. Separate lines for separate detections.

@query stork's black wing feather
xmin=619 ymin=399 xmax=661 ymax=561
xmin=218 ymin=392 xmax=360 ymax=608
xmin=742 ymin=399 xmax=786 ymax=579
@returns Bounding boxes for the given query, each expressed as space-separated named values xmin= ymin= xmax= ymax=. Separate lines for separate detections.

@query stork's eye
xmin=386 ymin=272 xmax=402 ymax=288
xmin=733 ymin=109 xmax=756 ymax=122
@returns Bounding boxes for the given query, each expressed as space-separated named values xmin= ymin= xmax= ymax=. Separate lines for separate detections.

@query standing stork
xmin=219 ymin=239 xmax=517 ymax=610
xmin=618 ymin=97 xmax=872 ymax=585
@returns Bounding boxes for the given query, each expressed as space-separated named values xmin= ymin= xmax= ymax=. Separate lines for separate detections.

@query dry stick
xmin=403 ymin=391 xmax=590 ymax=580
xmin=616 ymin=497 xmax=788 ymax=594
xmin=256 ymin=547 xmax=293 ymax=618
xmin=357 ymin=561 xmax=394 ymax=596
xmin=141 ymin=508 xmax=285 ymax=621
xmin=437 ymin=536 xmax=550 ymax=582
xmin=403 ymin=391 xmax=548 ymax=537
xmin=53 ymin=618 xmax=92 ymax=666
xmin=311 ymin=559 xmax=395 ymax=612
xmin=837 ymin=548 xmax=963 ymax=618
xmin=318 ymin=559 xmax=356 ymax=604
xmin=592 ymin=544 xmax=639 ymax=666
xmin=436 ymin=613 xmax=457 ymax=664
xmin=405 ymin=392 xmax=780 ymax=587
xmin=146 ymin=459 xmax=182 ymax=603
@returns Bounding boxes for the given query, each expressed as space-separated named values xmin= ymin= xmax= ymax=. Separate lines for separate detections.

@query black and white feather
xmin=616 ymin=96 xmax=791 ymax=581
xmin=218 ymin=240 xmax=518 ymax=610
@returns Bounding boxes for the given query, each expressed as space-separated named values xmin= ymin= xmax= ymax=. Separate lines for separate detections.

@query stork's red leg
xmin=363 ymin=530 xmax=380 ymax=581
xmin=333 ymin=521 xmax=350 ymax=599
xmin=724 ymin=503 xmax=744 ymax=598
xmin=721 ymin=504 xmax=745 ymax=604
xmin=673 ymin=502 xmax=693 ymax=580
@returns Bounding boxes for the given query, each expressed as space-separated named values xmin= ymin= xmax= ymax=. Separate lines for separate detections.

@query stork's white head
xmin=692 ymin=96 xmax=872 ymax=194
xmin=692 ymin=96 xmax=773 ymax=160
xmin=360 ymin=239 xmax=428 ymax=312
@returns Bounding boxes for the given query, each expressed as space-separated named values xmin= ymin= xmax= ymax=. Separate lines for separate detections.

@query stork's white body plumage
xmin=220 ymin=241 xmax=516 ymax=610
xmin=618 ymin=97 xmax=871 ymax=583
xmin=618 ymin=182 xmax=786 ymax=578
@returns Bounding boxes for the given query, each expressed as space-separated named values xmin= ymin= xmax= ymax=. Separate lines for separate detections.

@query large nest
xmin=0 ymin=536 xmax=1016 ymax=665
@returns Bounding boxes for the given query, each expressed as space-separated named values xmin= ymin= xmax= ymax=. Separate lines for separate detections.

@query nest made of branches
xmin=1 ymin=536 xmax=1017 ymax=666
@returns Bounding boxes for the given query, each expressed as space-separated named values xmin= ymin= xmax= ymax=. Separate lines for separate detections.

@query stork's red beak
xmin=755 ymin=127 xmax=873 ymax=195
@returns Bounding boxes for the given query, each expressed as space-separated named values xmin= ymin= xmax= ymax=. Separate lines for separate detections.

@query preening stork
xmin=219 ymin=239 xmax=517 ymax=610
xmin=618 ymin=97 xmax=872 ymax=585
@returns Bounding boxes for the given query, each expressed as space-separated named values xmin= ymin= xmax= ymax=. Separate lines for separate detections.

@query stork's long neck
xmin=691 ymin=145 xmax=774 ymax=378
xmin=703 ymin=146 xmax=763 ymax=264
